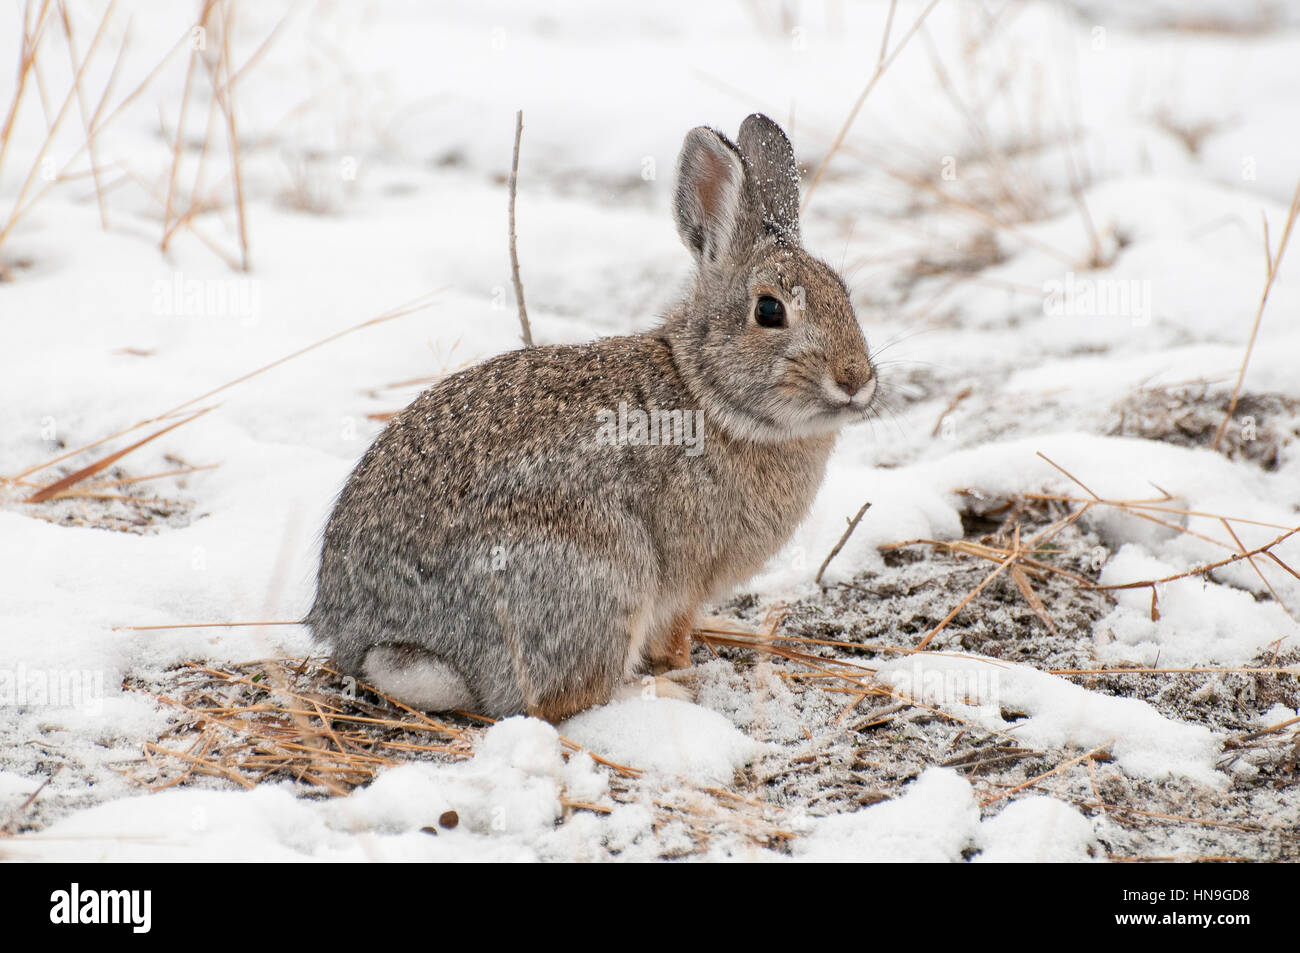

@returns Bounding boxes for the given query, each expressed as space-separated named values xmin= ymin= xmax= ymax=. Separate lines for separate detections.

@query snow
xmin=797 ymin=774 xmax=1100 ymax=863
xmin=560 ymin=697 xmax=769 ymax=787
xmin=2 ymin=0 xmax=1299 ymax=860
xmin=975 ymin=796 xmax=1098 ymax=863
xmin=1097 ymin=545 xmax=1300 ymax=666
xmin=12 ymin=717 xmax=595 ymax=861
xmin=876 ymin=654 xmax=1224 ymax=785
xmin=1260 ymin=703 xmax=1298 ymax=726
xmin=796 ymin=768 xmax=980 ymax=862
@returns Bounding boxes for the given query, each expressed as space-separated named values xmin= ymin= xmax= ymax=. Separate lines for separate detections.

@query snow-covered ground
xmin=2 ymin=0 xmax=1299 ymax=861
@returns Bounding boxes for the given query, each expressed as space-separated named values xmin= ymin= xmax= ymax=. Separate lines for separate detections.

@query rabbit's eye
xmin=754 ymin=296 xmax=787 ymax=328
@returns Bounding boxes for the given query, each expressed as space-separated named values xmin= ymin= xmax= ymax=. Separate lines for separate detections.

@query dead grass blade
xmin=213 ymin=0 xmax=249 ymax=270
xmin=24 ymin=406 xmax=214 ymax=503
xmin=1109 ymin=855 xmax=1252 ymax=863
xmin=7 ymin=289 xmax=445 ymax=485
xmin=1213 ymin=175 xmax=1300 ymax=450
xmin=930 ymin=386 xmax=971 ymax=438
xmin=82 ymin=463 xmax=219 ymax=491
xmin=1093 ymin=525 xmax=1300 ymax=592
xmin=2 ymin=23 xmax=195 ymax=246
xmin=801 ymin=0 xmax=942 ymax=212
xmin=1033 ymin=451 xmax=1300 ymax=599
xmin=0 ymin=0 xmax=117 ymax=250
xmin=979 ymin=740 xmax=1114 ymax=807
xmin=914 ymin=549 xmax=1017 ymax=650
xmin=1220 ymin=517 xmax=1292 ymax=616
xmin=160 ymin=2 xmax=210 ymax=250
xmin=0 ymin=1 xmax=55 ymax=193
xmin=57 ymin=0 xmax=109 ymax=229
xmin=1237 ymin=715 xmax=1300 ymax=742
xmin=115 ymin=619 xmax=300 ymax=632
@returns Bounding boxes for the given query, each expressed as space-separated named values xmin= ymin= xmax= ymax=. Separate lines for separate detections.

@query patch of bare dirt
xmin=1108 ymin=384 xmax=1300 ymax=470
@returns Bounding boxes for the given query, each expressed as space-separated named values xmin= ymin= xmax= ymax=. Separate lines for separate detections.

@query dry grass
xmin=801 ymin=0 xmax=942 ymax=213
xmin=1151 ymin=107 xmax=1222 ymax=158
xmin=1213 ymin=175 xmax=1300 ymax=451
xmin=124 ymin=658 xmax=475 ymax=795
xmin=1017 ymin=453 xmax=1300 ymax=621
xmin=0 ymin=4 xmax=204 ymax=275
xmin=0 ymin=0 xmax=119 ymax=272
xmin=23 ymin=407 xmax=214 ymax=504
xmin=0 ymin=460 xmax=198 ymax=533
xmin=3 ymin=290 xmax=445 ymax=520
xmin=0 ymin=0 xmax=295 ymax=275
xmin=125 ymin=656 xmax=797 ymax=856
xmin=157 ymin=1 xmax=296 ymax=267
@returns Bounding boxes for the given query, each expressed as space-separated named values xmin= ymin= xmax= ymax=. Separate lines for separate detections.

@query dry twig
xmin=507 ymin=109 xmax=534 ymax=347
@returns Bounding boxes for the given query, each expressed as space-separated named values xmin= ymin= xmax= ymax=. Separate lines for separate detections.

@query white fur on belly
xmin=362 ymin=646 xmax=473 ymax=711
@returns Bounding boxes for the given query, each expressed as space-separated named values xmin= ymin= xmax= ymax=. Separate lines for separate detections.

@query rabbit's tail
xmin=361 ymin=643 xmax=474 ymax=711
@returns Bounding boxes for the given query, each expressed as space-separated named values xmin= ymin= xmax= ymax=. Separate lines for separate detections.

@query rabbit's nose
xmin=833 ymin=363 xmax=871 ymax=397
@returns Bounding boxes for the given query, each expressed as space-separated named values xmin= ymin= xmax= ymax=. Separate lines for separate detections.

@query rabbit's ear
xmin=737 ymin=113 xmax=799 ymax=242
xmin=674 ymin=127 xmax=748 ymax=265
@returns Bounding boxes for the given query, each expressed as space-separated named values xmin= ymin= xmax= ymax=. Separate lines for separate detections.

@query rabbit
xmin=305 ymin=114 xmax=877 ymax=722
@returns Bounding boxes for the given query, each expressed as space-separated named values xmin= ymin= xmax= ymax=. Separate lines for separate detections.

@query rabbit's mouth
xmin=772 ymin=358 xmax=878 ymax=433
xmin=814 ymin=373 xmax=877 ymax=416
xmin=794 ymin=386 xmax=877 ymax=433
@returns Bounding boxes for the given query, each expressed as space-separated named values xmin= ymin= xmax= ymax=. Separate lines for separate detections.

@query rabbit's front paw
xmin=647 ymin=611 xmax=695 ymax=674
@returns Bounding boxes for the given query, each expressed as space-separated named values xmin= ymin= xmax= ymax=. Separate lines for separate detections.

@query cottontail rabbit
xmin=306 ymin=114 xmax=876 ymax=721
